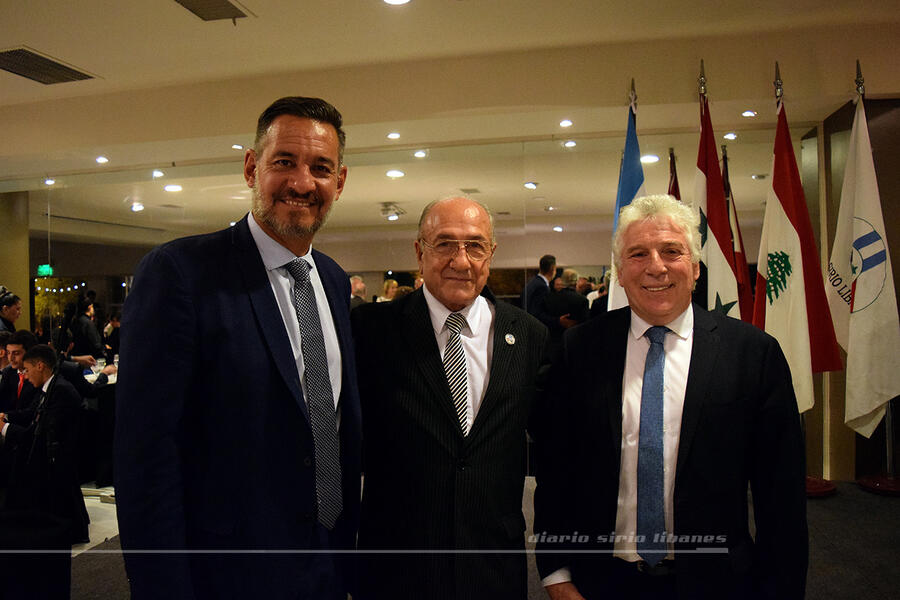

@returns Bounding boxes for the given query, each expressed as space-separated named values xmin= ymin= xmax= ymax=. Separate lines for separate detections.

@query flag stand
xmin=802 ymin=410 xmax=837 ymax=497
xmin=857 ymin=399 xmax=900 ymax=496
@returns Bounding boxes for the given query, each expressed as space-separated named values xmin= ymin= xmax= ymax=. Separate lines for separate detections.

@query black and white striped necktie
xmin=443 ymin=312 xmax=469 ymax=436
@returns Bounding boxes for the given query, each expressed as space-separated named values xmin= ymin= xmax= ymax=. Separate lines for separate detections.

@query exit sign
xmin=37 ymin=264 xmax=54 ymax=276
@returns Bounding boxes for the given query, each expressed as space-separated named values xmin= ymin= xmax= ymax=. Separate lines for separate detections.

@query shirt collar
xmin=422 ymin=284 xmax=488 ymax=337
xmin=538 ymin=274 xmax=550 ymax=286
xmin=629 ymin=304 xmax=694 ymax=341
xmin=42 ymin=374 xmax=54 ymax=393
xmin=247 ymin=212 xmax=314 ymax=271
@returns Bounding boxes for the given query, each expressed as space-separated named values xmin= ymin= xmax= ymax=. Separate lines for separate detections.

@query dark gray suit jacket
xmin=352 ymin=288 xmax=549 ymax=600
xmin=534 ymin=305 xmax=807 ymax=600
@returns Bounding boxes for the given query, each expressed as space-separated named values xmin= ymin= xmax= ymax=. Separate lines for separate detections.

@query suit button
xmin=303 ymin=456 xmax=312 ymax=467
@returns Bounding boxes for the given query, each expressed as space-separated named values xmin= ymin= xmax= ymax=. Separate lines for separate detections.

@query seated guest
xmin=0 ymin=331 xmax=39 ymax=413
xmin=377 ymin=278 xmax=398 ymax=302
xmin=0 ymin=345 xmax=88 ymax=598
xmin=0 ymin=288 xmax=22 ymax=333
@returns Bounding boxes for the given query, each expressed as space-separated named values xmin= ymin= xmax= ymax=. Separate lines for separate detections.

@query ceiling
xmin=2 ymin=0 xmax=899 ymax=252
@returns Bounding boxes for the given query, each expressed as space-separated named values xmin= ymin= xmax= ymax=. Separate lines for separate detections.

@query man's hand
xmin=546 ymin=582 xmax=586 ymax=600
xmin=71 ymin=355 xmax=97 ymax=369
xmin=101 ymin=365 xmax=117 ymax=376
xmin=559 ymin=314 xmax=578 ymax=329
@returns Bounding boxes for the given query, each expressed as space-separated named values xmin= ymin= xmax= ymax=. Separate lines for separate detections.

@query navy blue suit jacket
xmin=115 ymin=215 xmax=361 ymax=599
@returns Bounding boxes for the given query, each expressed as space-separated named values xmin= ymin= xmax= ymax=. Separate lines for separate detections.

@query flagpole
xmin=852 ymin=60 xmax=899 ymax=496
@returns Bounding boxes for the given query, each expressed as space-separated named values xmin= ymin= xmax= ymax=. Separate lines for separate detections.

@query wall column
xmin=0 ymin=192 xmax=31 ymax=330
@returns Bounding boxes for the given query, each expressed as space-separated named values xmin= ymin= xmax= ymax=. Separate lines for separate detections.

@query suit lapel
xmin=399 ymin=291 xmax=461 ymax=429
xmin=675 ymin=305 xmax=719 ymax=477
xmin=231 ymin=217 xmax=308 ymax=422
xmin=468 ymin=299 xmax=516 ymax=439
xmin=604 ymin=308 xmax=631 ymax=463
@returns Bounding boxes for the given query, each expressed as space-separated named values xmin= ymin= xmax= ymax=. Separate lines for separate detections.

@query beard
xmin=250 ymin=181 xmax=333 ymax=239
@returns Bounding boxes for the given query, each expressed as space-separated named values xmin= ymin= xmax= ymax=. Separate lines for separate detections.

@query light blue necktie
xmin=637 ymin=325 xmax=668 ymax=565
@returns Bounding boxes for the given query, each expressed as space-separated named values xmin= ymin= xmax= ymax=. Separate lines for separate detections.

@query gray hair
xmin=417 ymin=195 xmax=496 ymax=244
xmin=560 ymin=268 xmax=579 ymax=287
xmin=612 ymin=194 xmax=701 ymax=278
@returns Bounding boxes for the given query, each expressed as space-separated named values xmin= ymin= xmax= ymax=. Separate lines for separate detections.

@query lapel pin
xmin=505 ymin=333 xmax=516 ymax=345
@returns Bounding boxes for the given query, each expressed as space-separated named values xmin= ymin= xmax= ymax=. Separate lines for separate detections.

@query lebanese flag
xmin=722 ymin=148 xmax=753 ymax=321
xmin=694 ymin=95 xmax=740 ymax=318
xmin=825 ymin=98 xmax=900 ymax=437
xmin=753 ymin=102 xmax=842 ymax=413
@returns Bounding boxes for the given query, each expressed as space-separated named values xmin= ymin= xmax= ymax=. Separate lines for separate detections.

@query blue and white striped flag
xmin=609 ymin=97 xmax=647 ymax=310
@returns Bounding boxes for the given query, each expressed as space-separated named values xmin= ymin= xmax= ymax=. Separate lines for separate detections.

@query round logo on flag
xmin=849 ymin=217 xmax=887 ymax=313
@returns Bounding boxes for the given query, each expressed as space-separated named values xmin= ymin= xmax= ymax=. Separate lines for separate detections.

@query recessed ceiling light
xmin=131 ymin=201 xmax=145 ymax=212
xmin=231 ymin=144 xmax=244 ymax=150
xmin=640 ymin=154 xmax=660 ymax=164
xmin=121 ymin=282 xmax=127 ymax=287
xmin=384 ymin=0 xmax=410 ymax=4
xmin=741 ymin=110 xmax=758 ymax=118
xmin=524 ymin=181 xmax=538 ymax=190
xmin=723 ymin=132 xmax=737 ymax=140
xmin=387 ymin=214 xmax=400 ymax=221
xmin=559 ymin=119 xmax=573 ymax=128
xmin=553 ymin=226 xmax=564 ymax=232
xmin=230 ymin=221 xmax=237 ymax=226
xmin=386 ymin=132 xmax=401 ymax=140
xmin=564 ymin=140 xmax=577 ymax=148
xmin=545 ymin=206 xmax=555 ymax=212
xmin=386 ymin=169 xmax=405 ymax=178
xmin=152 ymin=170 xmax=165 ymax=178
xmin=164 ymin=184 xmax=183 ymax=192
xmin=96 ymin=156 xmax=109 ymax=164
xmin=44 ymin=178 xmax=55 ymax=186
xmin=751 ymin=174 xmax=767 ymax=180
xmin=413 ymin=150 xmax=427 ymax=158
xmin=387 ymin=270 xmax=393 ymax=275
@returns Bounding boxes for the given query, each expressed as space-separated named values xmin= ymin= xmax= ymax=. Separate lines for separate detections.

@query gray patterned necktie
xmin=637 ymin=325 xmax=668 ymax=565
xmin=284 ymin=258 xmax=342 ymax=530
xmin=443 ymin=312 xmax=469 ymax=436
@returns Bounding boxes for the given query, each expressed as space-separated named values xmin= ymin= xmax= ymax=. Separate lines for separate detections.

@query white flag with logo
xmin=825 ymin=98 xmax=900 ymax=437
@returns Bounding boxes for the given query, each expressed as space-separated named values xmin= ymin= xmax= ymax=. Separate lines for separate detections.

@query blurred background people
xmin=70 ymin=297 xmax=105 ymax=359
xmin=350 ymin=275 xmax=368 ymax=310
xmin=377 ymin=278 xmax=398 ymax=302
xmin=0 ymin=288 xmax=22 ymax=333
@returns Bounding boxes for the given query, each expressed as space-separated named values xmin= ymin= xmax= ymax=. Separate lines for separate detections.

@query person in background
xmin=543 ymin=268 xmax=590 ymax=356
xmin=535 ymin=194 xmax=807 ymax=600
xmin=0 ymin=331 xmax=39 ymax=413
xmin=350 ymin=276 xmax=367 ymax=310
xmin=521 ymin=254 xmax=555 ymax=315
xmin=103 ymin=312 xmax=121 ymax=359
xmin=352 ymin=196 xmax=549 ymax=600
xmin=115 ymin=96 xmax=361 ymax=599
xmin=575 ymin=276 xmax=593 ymax=297
xmin=0 ymin=331 xmax=11 ymax=375
xmin=377 ymin=278 xmax=398 ymax=302
xmin=413 ymin=273 xmax=424 ymax=289
xmin=69 ymin=298 xmax=104 ymax=359
xmin=0 ymin=288 xmax=22 ymax=333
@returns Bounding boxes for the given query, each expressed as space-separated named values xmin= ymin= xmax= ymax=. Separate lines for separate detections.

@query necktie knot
xmin=445 ymin=312 xmax=467 ymax=335
xmin=284 ymin=258 xmax=311 ymax=283
xmin=645 ymin=325 xmax=668 ymax=345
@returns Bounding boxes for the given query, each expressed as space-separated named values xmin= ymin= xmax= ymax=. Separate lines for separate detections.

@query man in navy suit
xmin=115 ymin=97 xmax=361 ymax=600
xmin=521 ymin=254 xmax=555 ymax=318
xmin=535 ymin=195 xmax=807 ymax=600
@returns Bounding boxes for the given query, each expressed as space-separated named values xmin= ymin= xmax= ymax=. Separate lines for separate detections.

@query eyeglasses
xmin=420 ymin=239 xmax=493 ymax=261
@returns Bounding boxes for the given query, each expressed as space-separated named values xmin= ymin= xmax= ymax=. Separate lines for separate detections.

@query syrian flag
xmin=825 ymin=97 xmax=900 ymax=437
xmin=667 ymin=147 xmax=681 ymax=200
xmin=753 ymin=101 xmax=842 ymax=413
xmin=609 ymin=95 xmax=647 ymax=311
xmin=722 ymin=147 xmax=753 ymax=322
xmin=694 ymin=95 xmax=740 ymax=318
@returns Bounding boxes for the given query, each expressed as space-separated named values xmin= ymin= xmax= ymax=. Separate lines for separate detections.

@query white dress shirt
xmin=247 ymin=213 xmax=342 ymax=413
xmin=542 ymin=305 xmax=694 ymax=587
xmin=422 ymin=285 xmax=495 ymax=431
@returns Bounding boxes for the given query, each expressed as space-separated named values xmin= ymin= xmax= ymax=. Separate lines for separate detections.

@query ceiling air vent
xmin=174 ymin=0 xmax=247 ymax=21
xmin=459 ymin=188 xmax=481 ymax=194
xmin=0 ymin=47 xmax=93 ymax=85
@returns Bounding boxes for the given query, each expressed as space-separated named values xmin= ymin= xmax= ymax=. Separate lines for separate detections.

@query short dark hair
xmin=8 ymin=330 xmax=37 ymax=350
xmin=254 ymin=96 xmax=346 ymax=164
xmin=539 ymin=254 xmax=556 ymax=273
xmin=0 ymin=287 xmax=19 ymax=309
xmin=0 ymin=331 xmax=11 ymax=349
xmin=23 ymin=344 xmax=57 ymax=370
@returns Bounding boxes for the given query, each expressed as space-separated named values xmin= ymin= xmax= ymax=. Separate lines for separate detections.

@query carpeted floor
xmin=71 ymin=480 xmax=898 ymax=599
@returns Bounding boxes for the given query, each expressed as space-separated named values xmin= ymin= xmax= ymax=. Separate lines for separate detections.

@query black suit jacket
xmin=0 ymin=366 xmax=37 ymax=413
xmin=534 ymin=305 xmax=807 ymax=600
xmin=2 ymin=376 xmax=85 ymax=538
xmin=115 ymin=215 xmax=362 ymax=600
xmin=352 ymin=288 xmax=549 ymax=600
xmin=521 ymin=275 xmax=557 ymax=331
